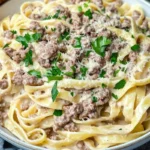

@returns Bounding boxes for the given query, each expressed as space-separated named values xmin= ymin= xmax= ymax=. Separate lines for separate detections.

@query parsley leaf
xmin=64 ymin=72 xmax=74 ymax=77
xmin=46 ymin=66 xmax=63 ymax=81
xmin=28 ymin=70 xmax=42 ymax=78
xmin=92 ymin=96 xmax=98 ymax=103
xmin=16 ymin=33 xmax=42 ymax=48
xmin=131 ymin=44 xmax=140 ymax=52
xmin=99 ymin=70 xmax=106 ymax=78
xmin=84 ymin=9 xmax=92 ymax=19
xmin=58 ymin=31 xmax=70 ymax=43
xmin=3 ymin=43 xmax=10 ymax=49
xmin=113 ymin=70 xmax=119 ymax=77
xmin=114 ymin=79 xmax=126 ymax=89
xmin=23 ymin=50 xmax=33 ymax=67
xmin=102 ymin=83 xmax=107 ymax=88
xmin=84 ymin=3 xmax=88 ymax=8
xmin=51 ymin=81 xmax=59 ymax=102
xmin=91 ymin=36 xmax=112 ymax=57
xmin=120 ymin=60 xmax=127 ymax=65
xmin=70 ymin=91 xmax=74 ymax=97
xmin=51 ymin=28 xmax=56 ymax=32
xmin=78 ymin=6 xmax=83 ymax=12
xmin=11 ymin=30 xmax=17 ymax=34
xmin=53 ymin=109 xmax=63 ymax=116
xmin=73 ymin=37 xmax=82 ymax=48
xmin=112 ymin=93 xmax=118 ymax=100
xmin=53 ymin=10 xmax=61 ymax=19
xmin=85 ymin=50 xmax=92 ymax=57
xmin=110 ymin=52 xmax=118 ymax=64
xmin=80 ymin=66 xmax=88 ymax=77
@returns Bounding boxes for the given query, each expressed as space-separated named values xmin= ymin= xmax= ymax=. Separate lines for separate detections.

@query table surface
xmin=0 ymin=0 xmax=150 ymax=149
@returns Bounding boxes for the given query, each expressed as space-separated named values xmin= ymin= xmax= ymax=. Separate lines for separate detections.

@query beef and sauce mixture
xmin=1 ymin=0 xmax=150 ymax=149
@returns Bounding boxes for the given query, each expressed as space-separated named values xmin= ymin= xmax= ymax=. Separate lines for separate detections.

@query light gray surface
xmin=0 ymin=0 xmax=150 ymax=150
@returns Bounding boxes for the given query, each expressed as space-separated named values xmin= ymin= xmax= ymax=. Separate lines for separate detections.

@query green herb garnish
xmin=58 ymin=31 xmax=70 ymax=42
xmin=73 ymin=37 xmax=82 ymax=48
xmin=80 ymin=66 xmax=88 ymax=77
xmin=110 ymin=52 xmax=118 ymax=64
xmin=113 ymin=70 xmax=119 ymax=77
xmin=70 ymin=91 xmax=74 ymax=97
xmin=28 ymin=70 xmax=42 ymax=78
xmin=99 ymin=70 xmax=106 ymax=78
xmin=53 ymin=109 xmax=63 ymax=116
xmin=84 ymin=9 xmax=92 ymax=19
xmin=84 ymin=3 xmax=88 ymax=8
xmin=51 ymin=81 xmax=59 ymax=102
xmin=91 ymin=36 xmax=112 ymax=57
xmin=11 ymin=30 xmax=17 ymax=34
xmin=78 ymin=6 xmax=83 ymax=12
xmin=3 ymin=43 xmax=10 ymax=49
xmin=85 ymin=50 xmax=92 ymax=57
xmin=16 ymin=33 xmax=42 ymax=48
xmin=92 ymin=96 xmax=98 ymax=103
xmin=112 ymin=93 xmax=118 ymax=100
xmin=23 ymin=50 xmax=33 ymax=67
xmin=114 ymin=79 xmax=126 ymax=89
xmin=102 ymin=83 xmax=107 ymax=88
xmin=131 ymin=44 xmax=140 ymax=52
xmin=51 ymin=28 xmax=56 ymax=32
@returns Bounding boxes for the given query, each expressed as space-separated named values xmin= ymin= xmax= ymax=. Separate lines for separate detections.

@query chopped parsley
xmin=92 ymin=96 xmax=98 ymax=103
xmin=58 ymin=31 xmax=70 ymax=42
xmin=101 ymin=7 xmax=105 ymax=13
xmin=102 ymin=83 xmax=107 ymax=88
xmin=3 ymin=43 xmax=10 ymax=49
xmin=114 ymin=79 xmax=126 ymax=89
xmin=84 ymin=3 xmax=89 ymax=8
xmin=51 ymin=28 xmax=56 ymax=32
xmin=78 ymin=6 xmax=83 ymax=12
xmin=28 ymin=70 xmax=42 ymax=78
xmin=99 ymin=70 xmax=106 ymax=78
xmin=69 ymin=19 xmax=72 ymax=24
xmin=64 ymin=71 xmax=74 ymax=77
xmin=84 ymin=9 xmax=92 ymax=19
xmin=23 ymin=50 xmax=33 ymax=67
xmin=70 ymin=91 xmax=74 ymax=97
xmin=112 ymin=93 xmax=118 ymax=100
xmin=11 ymin=30 xmax=17 ymax=34
xmin=131 ymin=35 xmax=134 ymax=38
xmin=51 ymin=81 xmax=59 ymax=102
xmin=53 ymin=109 xmax=63 ymax=116
xmin=131 ymin=44 xmax=140 ymax=52
xmin=85 ymin=50 xmax=92 ymax=57
xmin=91 ymin=36 xmax=112 ymax=57
xmin=120 ymin=60 xmax=127 ymax=65
xmin=110 ymin=53 xmax=118 ymax=64
xmin=43 ymin=10 xmax=61 ymax=20
xmin=46 ymin=66 xmax=63 ymax=81
xmin=80 ymin=66 xmax=88 ymax=77
xmin=147 ymin=35 xmax=150 ymax=38
xmin=73 ymin=37 xmax=82 ymax=48
xmin=113 ymin=70 xmax=119 ymax=77
xmin=71 ymin=66 xmax=76 ymax=73
xmin=16 ymin=33 xmax=42 ymax=48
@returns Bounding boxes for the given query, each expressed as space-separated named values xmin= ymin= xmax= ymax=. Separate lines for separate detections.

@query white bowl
xmin=0 ymin=0 xmax=150 ymax=150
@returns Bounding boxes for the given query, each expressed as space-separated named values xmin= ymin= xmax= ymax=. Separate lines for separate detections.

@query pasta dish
xmin=0 ymin=0 xmax=150 ymax=149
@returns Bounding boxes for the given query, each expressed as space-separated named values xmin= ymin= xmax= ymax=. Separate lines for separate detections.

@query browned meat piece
xmin=81 ymin=37 xmax=91 ymax=49
xmin=79 ymin=100 xmax=97 ymax=119
xmin=128 ymin=52 xmax=137 ymax=62
xmin=56 ymin=5 xmax=71 ymax=18
xmin=38 ymin=57 xmax=51 ymax=68
xmin=106 ymin=4 xmax=118 ymax=13
xmin=122 ymin=18 xmax=131 ymax=29
xmin=76 ymin=141 xmax=89 ymax=150
xmin=141 ymin=19 xmax=149 ymax=30
xmin=4 ymin=47 xmax=14 ymax=58
xmin=64 ymin=122 xmax=78 ymax=132
xmin=71 ymin=13 xmax=82 ymax=30
xmin=23 ymin=74 xmax=43 ymax=86
xmin=12 ymin=69 xmax=25 ymax=85
xmin=0 ymin=80 xmax=8 ymax=89
xmin=37 ymin=41 xmax=59 ymax=68
xmin=30 ymin=13 xmax=46 ymax=20
xmin=12 ymin=69 xmax=43 ymax=86
xmin=93 ymin=88 xmax=111 ymax=106
xmin=92 ymin=0 xmax=103 ymax=8
xmin=132 ymin=10 xmax=141 ymax=20
xmin=45 ymin=128 xmax=59 ymax=140
xmin=3 ymin=30 xmax=14 ymax=39
xmin=53 ymin=103 xmax=83 ymax=131
xmin=0 ymin=100 xmax=9 ymax=126
xmin=4 ymin=47 xmax=28 ymax=64
xmin=70 ymin=0 xmax=84 ymax=4
xmin=98 ymin=28 xmax=116 ymax=39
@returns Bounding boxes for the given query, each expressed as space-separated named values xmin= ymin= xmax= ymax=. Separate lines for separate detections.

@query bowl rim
xmin=1 ymin=0 xmax=150 ymax=150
